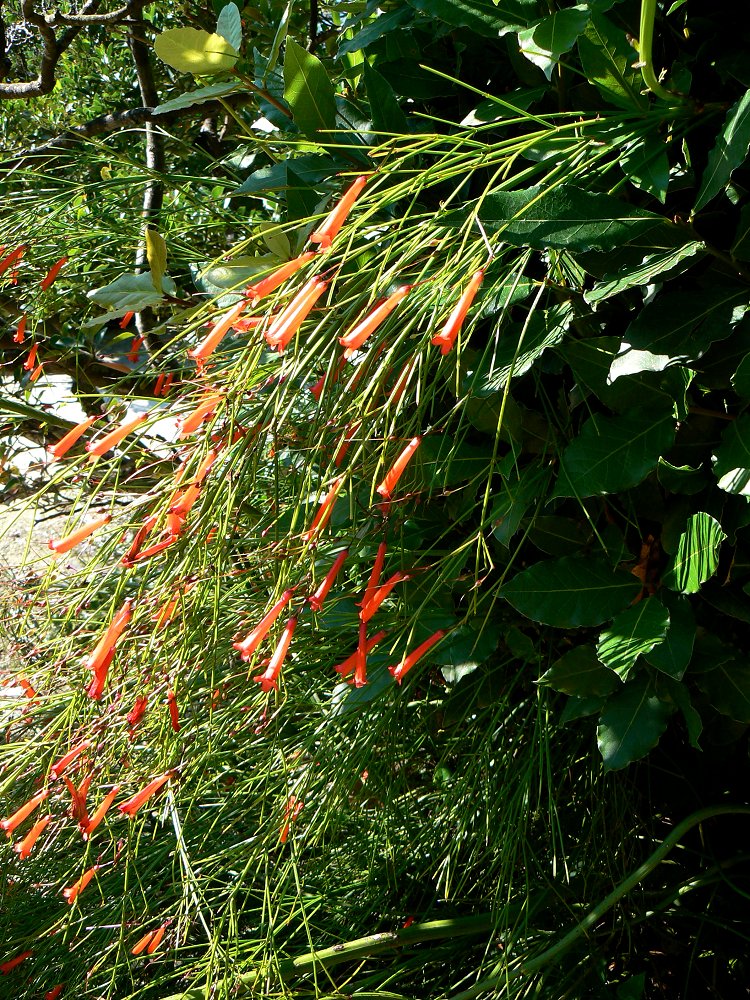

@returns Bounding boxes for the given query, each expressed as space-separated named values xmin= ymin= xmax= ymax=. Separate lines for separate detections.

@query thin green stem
xmin=638 ymin=0 xmax=682 ymax=103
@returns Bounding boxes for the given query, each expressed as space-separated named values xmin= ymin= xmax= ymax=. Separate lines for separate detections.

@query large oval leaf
xmin=597 ymin=675 xmax=674 ymax=770
xmin=662 ymin=512 xmax=726 ymax=594
xmin=154 ymin=28 xmax=238 ymax=75
xmin=501 ymin=556 xmax=641 ymax=628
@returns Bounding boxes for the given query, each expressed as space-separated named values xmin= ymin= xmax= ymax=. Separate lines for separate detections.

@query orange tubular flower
xmin=29 ymin=363 xmax=44 ymax=383
xmin=154 ymin=373 xmax=166 ymax=396
xmin=86 ymin=647 xmax=115 ymax=701
xmin=124 ymin=537 xmax=178 ymax=565
xmin=122 ymin=514 xmax=158 ymax=564
xmin=81 ymin=785 xmax=120 ymax=839
xmin=19 ymin=677 xmax=36 ymax=699
xmin=254 ymin=616 xmax=297 ymax=692
xmin=84 ymin=600 xmax=133 ymax=675
xmin=46 ymin=984 xmax=65 ymax=999
xmin=301 ymin=477 xmax=344 ymax=543
xmin=376 ymin=436 xmax=422 ymax=500
xmin=167 ymin=689 xmax=180 ymax=732
xmin=360 ymin=541 xmax=387 ymax=610
xmin=86 ymin=413 xmax=148 ymax=459
xmin=13 ymin=315 xmax=26 ymax=344
xmin=126 ymin=695 xmax=149 ymax=727
xmin=0 ymin=949 xmax=33 ymax=974
xmin=359 ymin=571 xmax=410 ymax=624
xmin=0 ymin=245 xmax=27 ymax=277
xmin=234 ymin=588 xmax=296 ymax=660
xmin=310 ymin=175 xmax=368 ymax=249
xmin=431 ymin=268 xmax=485 ymax=355
xmin=13 ymin=813 xmax=51 ymax=860
xmin=1 ymin=789 xmax=49 ymax=837
xmin=23 ymin=343 xmax=38 ymax=371
xmin=118 ymin=772 xmax=173 ymax=817
xmin=169 ymin=483 xmax=201 ymax=518
xmin=265 ymin=277 xmax=328 ymax=353
xmin=146 ymin=925 xmax=166 ymax=954
xmin=245 ymin=251 xmax=317 ymax=302
xmin=63 ymin=865 xmax=100 ymax=904
xmin=176 ymin=393 xmax=224 ymax=439
xmin=334 ymin=630 xmax=388 ymax=677
xmin=354 ymin=621 xmax=368 ymax=688
xmin=49 ymin=514 xmax=111 ymax=555
xmin=279 ymin=795 xmax=303 ymax=843
xmin=47 ymin=414 xmax=98 ymax=460
xmin=128 ymin=335 xmax=143 ymax=362
xmin=40 ymin=256 xmax=68 ymax=291
xmin=63 ymin=773 xmax=92 ymax=825
xmin=187 ymin=298 xmax=247 ymax=363
xmin=389 ymin=629 xmax=446 ymax=684
xmin=339 ymin=285 xmax=411 ymax=359
xmin=194 ymin=448 xmax=219 ymax=485
xmin=308 ymin=549 xmax=348 ymax=612
xmin=51 ymin=739 xmax=92 ymax=779
xmin=119 ymin=311 xmax=135 ymax=329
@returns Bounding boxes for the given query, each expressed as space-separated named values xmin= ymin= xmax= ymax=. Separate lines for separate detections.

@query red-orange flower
xmin=23 ymin=343 xmax=38 ymax=371
xmin=265 ymin=276 xmax=328 ymax=353
xmin=301 ymin=476 xmax=344 ymax=543
xmin=118 ymin=772 xmax=173 ymax=817
xmin=1 ymin=789 xmax=49 ymax=837
xmin=86 ymin=648 xmax=115 ymax=701
xmin=431 ymin=268 xmax=484 ymax=354
xmin=84 ymin=599 xmax=133 ymax=675
xmin=187 ymin=299 xmax=247 ymax=363
xmin=47 ymin=415 xmax=98 ymax=460
xmin=234 ymin=589 xmax=296 ymax=660
xmin=307 ymin=549 xmax=348 ymax=612
xmin=310 ymin=175 xmax=368 ymax=249
xmin=13 ymin=813 xmax=51 ymax=860
xmin=86 ymin=413 xmax=148 ymax=458
xmin=245 ymin=251 xmax=317 ymax=302
xmin=167 ymin=688 xmax=180 ymax=732
xmin=80 ymin=785 xmax=120 ymax=839
xmin=376 ymin=436 xmax=422 ymax=500
xmin=29 ymin=362 xmax=44 ymax=383
xmin=63 ymin=771 xmax=92 ymax=824
xmin=254 ymin=616 xmax=297 ymax=691
xmin=389 ymin=629 xmax=446 ymax=684
xmin=128 ymin=335 xmax=143 ymax=362
xmin=339 ymin=285 xmax=411 ymax=358
xmin=176 ymin=393 xmax=224 ymax=439
xmin=0 ymin=949 xmax=32 ymax=974
xmin=63 ymin=865 xmax=100 ymax=904
xmin=354 ymin=621 xmax=368 ymax=687
xmin=45 ymin=984 xmax=65 ymax=1000
xmin=126 ymin=695 xmax=149 ymax=727
xmin=131 ymin=924 xmax=166 ymax=956
xmin=0 ymin=245 xmax=27 ymax=277
xmin=359 ymin=571 xmax=410 ymax=623
xmin=119 ymin=311 xmax=135 ymax=329
xmin=40 ymin=256 xmax=68 ymax=291
xmin=279 ymin=795 xmax=303 ymax=843
xmin=48 ymin=514 xmax=111 ymax=555
xmin=360 ymin=540 xmax=387 ymax=610
xmin=333 ymin=630 xmax=387 ymax=678
xmin=51 ymin=739 xmax=92 ymax=779
xmin=13 ymin=315 xmax=26 ymax=344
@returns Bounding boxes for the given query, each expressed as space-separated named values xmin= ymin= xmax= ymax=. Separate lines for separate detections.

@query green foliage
xmin=4 ymin=1 xmax=750 ymax=998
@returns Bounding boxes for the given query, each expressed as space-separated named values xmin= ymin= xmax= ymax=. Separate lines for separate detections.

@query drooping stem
xmin=638 ymin=0 xmax=679 ymax=102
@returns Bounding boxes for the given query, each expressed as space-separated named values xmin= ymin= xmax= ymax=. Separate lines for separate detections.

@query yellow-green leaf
xmin=154 ymin=28 xmax=238 ymax=76
xmin=145 ymin=229 xmax=168 ymax=292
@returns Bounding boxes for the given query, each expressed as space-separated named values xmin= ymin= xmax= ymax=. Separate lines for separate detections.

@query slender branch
xmin=45 ymin=2 xmax=136 ymax=25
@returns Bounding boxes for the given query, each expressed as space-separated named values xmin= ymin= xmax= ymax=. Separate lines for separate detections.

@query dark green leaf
xmin=695 ymin=658 xmax=750 ymax=724
xmin=656 ymin=676 xmax=702 ymax=749
xmin=407 ymin=0 xmax=536 ymax=35
xmin=518 ymin=8 xmax=590 ymax=80
xmin=433 ymin=622 xmax=499 ymax=679
xmin=216 ymin=2 xmax=242 ymax=50
xmin=577 ymin=12 xmax=648 ymax=111
xmin=621 ymin=133 xmax=669 ymax=202
xmin=338 ymin=7 xmax=416 ymax=55
xmin=657 ymin=459 xmax=711 ymax=495
xmin=490 ymin=460 xmax=552 ymax=547
xmin=363 ymin=60 xmax=408 ymax=135
xmin=731 ymin=204 xmax=750 ymax=261
xmin=713 ymin=414 xmax=750 ymax=498
xmin=501 ymin=556 xmax=641 ymax=628
xmin=597 ymin=598 xmax=670 ymax=681
xmin=153 ymin=81 xmax=240 ymax=114
xmin=419 ymin=435 xmax=494 ymax=489
xmin=584 ymin=243 xmax=704 ymax=305
xmin=443 ymin=185 xmax=686 ymax=253
xmin=560 ymin=694 xmax=607 ymax=723
xmin=597 ymin=675 xmax=674 ymax=770
xmin=527 ymin=515 xmax=591 ymax=557
xmin=505 ymin=626 xmax=539 ymax=663
xmin=662 ymin=512 xmax=726 ymax=593
xmin=539 ymin=644 xmax=621 ymax=697
xmin=695 ymin=90 xmax=750 ymax=212
xmin=461 ymin=87 xmax=546 ymax=125
xmin=732 ymin=353 xmax=750 ymax=397
xmin=643 ymin=593 xmax=695 ymax=680
xmin=284 ymin=38 xmax=336 ymax=139
xmin=554 ymin=410 xmax=675 ymax=499
xmin=232 ymin=156 xmax=338 ymax=197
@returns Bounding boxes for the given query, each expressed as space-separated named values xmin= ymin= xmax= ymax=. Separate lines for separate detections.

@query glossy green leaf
xmin=518 ymin=7 xmax=590 ymax=80
xmin=657 ymin=459 xmax=711 ymax=495
xmin=539 ymin=644 xmax=621 ymax=697
xmin=597 ymin=675 xmax=674 ymax=770
xmin=444 ymin=185 xmax=685 ymax=252
xmin=584 ymin=243 xmax=704 ymax=305
xmin=232 ymin=156 xmax=338 ymax=197
xmin=154 ymin=27 xmax=238 ymax=75
xmin=501 ymin=556 xmax=641 ymax=628
xmin=408 ymin=0 xmax=536 ymax=35
xmin=731 ymin=353 xmax=750 ymax=397
xmin=153 ymin=81 xmax=240 ymax=114
xmin=695 ymin=90 xmax=750 ymax=212
xmin=644 ymin=592 xmax=694 ymax=679
xmin=662 ymin=512 xmax=726 ymax=593
xmin=731 ymin=203 xmax=750 ymax=261
xmin=656 ymin=676 xmax=702 ymax=749
xmin=284 ymin=38 xmax=336 ymax=139
xmin=433 ymin=622 xmax=499 ymax=678
xmin=460 ymin=87 xmax=546 ymax=125
xmin=527 ymin=515 xmax=591 ymax=556
xmin=577 ymin=12 xmax=647 ymax=111
xmin=363 ymin=60 xmax=408 ymax=135
xmin=216 ymin=2 xmax=242 ymax=50
xmin=596 ymin=598 xmax=670 ymax=681
xmin=695 ymin=657 xmax=750 ymax=724
xmin=338 ymin=7 xmax=416 ymax=55
xmin=621 ymin=133 xmax=669 ymax=202
xmin=713 ymin=414 xmax=750 ymax=497
xmin=554 ymin=410 xmax=675 ymax=499
xmin=490 ymin=460 xmax=552 ymax=547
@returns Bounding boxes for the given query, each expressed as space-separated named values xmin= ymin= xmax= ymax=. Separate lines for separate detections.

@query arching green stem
xmin=639 ymin=0 xmax=679 ymax=102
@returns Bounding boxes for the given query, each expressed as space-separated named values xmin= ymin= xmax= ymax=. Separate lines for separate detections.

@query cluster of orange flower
xmin=2 ymin=247 xmax=68 ymax=382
